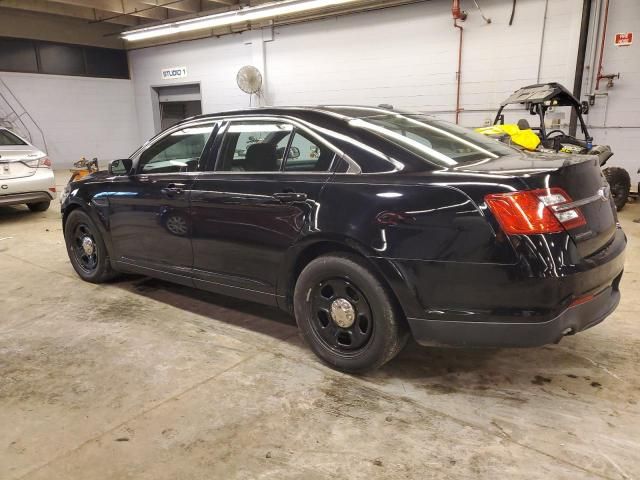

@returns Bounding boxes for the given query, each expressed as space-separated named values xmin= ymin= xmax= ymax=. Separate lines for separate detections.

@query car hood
xmin=70 ymin=170 xmax=113 ymax=184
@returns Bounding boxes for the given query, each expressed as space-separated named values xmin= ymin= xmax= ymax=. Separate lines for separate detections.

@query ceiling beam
xmin=0 ymin=0 xmax=140 ymax=25
xmin=203 ymin=0 xmax=238 ymax=6
xmin=122 ymin=0 xmax=169 ymax=19
xmin=41 ymin=0 xmax=169 ymax=20
xmin=138 ymin=0 xmax=201 ymax=12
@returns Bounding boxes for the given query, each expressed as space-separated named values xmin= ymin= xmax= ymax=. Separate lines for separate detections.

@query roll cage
xmin=493 ymin=83 xmax=593 ymax=150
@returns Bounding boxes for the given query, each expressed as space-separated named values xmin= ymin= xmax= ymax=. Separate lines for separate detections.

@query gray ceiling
xmin=0 ymin=0 xmax=251 ymax=27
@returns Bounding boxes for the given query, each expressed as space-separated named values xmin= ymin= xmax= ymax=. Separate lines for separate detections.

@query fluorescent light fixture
xmin=122 ymin=0 xmax=360 ymax=42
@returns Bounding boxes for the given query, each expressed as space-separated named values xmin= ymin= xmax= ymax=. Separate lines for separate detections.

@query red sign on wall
xmin=614 ymin=32 xmax=633 ymax=46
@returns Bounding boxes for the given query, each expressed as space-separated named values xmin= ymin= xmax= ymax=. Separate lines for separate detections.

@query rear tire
xmin=64 ymin=209 xmax=118 ymax=283
xmin=294 ymin=253 xmax=408 ymax=373
xmin=27 ymin=201 xmax=50 ymax=212
xmin=603 ymin=167 xmax=631 ymax=211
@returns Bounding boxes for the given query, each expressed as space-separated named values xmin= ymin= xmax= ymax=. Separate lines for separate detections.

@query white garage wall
xmin=127 ymin=0 xmax=638 ymax=186
xmin=0 ymin=72 xmax=139 ymax=169
xmin=582 ymin=0 xmax=640 ymax=189
xmin=129 ymin=0 xmax=583 ymax=129
xmin=128 ymin=34 xmax=253 ymax=142
xmin=266 ymin=0 xmax=584 ymax=124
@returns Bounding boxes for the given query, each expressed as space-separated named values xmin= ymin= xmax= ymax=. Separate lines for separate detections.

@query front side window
xmin=138 ymin=123 xmax=215 ymax=174
xmin=0 ymin=129 xmax=27 ymax=146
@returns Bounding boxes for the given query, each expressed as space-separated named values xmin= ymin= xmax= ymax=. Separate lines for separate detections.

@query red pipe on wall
xmin=452 ymin=0 xmax=462 ymax=19
xmin=454 ymin=18 xmax=464 ymax=124
xmin=595 ymin=0 xmax=610 ymax=90
xmin=452 ymin=0 xmax=465 ymax=124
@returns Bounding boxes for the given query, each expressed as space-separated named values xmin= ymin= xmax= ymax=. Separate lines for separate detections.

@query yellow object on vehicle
xmin=475 ymin=124 xmax=541 ymax=151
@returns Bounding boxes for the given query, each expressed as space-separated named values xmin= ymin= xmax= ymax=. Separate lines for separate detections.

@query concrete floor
xmin=1 ymin=173 xmax=639 ymax=480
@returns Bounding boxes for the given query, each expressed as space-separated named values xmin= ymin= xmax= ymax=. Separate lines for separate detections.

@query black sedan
xmin=61 ymin=106 xmax=626 ymax=372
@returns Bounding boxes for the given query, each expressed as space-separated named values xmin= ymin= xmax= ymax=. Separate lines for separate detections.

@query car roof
xmin=189 ymin=105 xmax=404 ymax=122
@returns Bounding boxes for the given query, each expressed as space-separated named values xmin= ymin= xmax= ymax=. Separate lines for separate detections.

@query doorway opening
xmin=152 ymin=83 xmax=202 ymax=132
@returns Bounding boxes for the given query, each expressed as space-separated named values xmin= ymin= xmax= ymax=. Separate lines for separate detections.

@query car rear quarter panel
xmin=299 ymin=172 xmax=625 ymax=324
xmin=283 ymin=174 xmax=517 ymax=318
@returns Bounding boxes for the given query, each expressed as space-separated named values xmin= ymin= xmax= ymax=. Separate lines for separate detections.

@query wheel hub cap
xmin=81 ymin=237 xmax=95 ymax=256
xmin=330 ymin=298 xmax=356 ymax=328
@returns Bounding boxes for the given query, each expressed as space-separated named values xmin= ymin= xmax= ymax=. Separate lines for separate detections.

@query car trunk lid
xmin=526 ymin=155 xmax=617 ymax=258
xmin=0 ymin=147 xmax=44 ymax=180
xmin=474 ymin=152 xmax=617 ymax=258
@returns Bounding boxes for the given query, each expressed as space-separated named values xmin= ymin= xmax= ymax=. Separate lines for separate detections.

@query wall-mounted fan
xmin=236 ymin=65 xmax=263 ymax=106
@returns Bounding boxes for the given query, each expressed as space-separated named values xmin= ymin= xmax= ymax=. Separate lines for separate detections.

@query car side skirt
xmin=113 ymin=259 xmax=281 ymax=308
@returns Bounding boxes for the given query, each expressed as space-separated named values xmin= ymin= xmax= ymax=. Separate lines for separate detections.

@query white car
xmin=0 ymin=128 xmax=56 ymax=212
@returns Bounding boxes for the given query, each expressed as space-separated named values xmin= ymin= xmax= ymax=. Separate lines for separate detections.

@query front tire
xmin=603 ymin=167 xmax=631 ymax=211
xmin=64 ymin=209 xmax=118 ymax=283
xmin=294 ymin=253 xmax=408 ymax=373
xmin=27 ymin=201 xmax=50 ymax=212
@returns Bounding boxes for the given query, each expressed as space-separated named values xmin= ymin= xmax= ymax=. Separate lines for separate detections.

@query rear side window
xmin=138 ymin=123 xmax=215 ymax=174
xmin=283 ymin=130 xmax=335 ymax=172
xmin=216 ymin=120 xmax=335 ymax=173
xmin=350 ymin=114 xmax=515 ymax=166
xmin=0 ymin=129 xmax=27 ymax=146
xmin=216 ymin=121 xmax=293 ymax=172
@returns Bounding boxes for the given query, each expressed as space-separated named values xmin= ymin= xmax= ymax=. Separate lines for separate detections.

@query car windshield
xmin=0 ymin=129 xmax=27 ymax=146
xmin=349 ymin=113 xmax=516 ymax=166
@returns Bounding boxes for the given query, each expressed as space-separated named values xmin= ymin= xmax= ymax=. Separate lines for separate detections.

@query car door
xmin=108 ymin=120 xmax=218 ymax=284
xmin=190 ymin=117 xmax=337 ymax=304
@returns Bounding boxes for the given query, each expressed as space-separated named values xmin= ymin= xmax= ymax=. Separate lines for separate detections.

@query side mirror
xmin=289 ymin=146 xmax=301 ymax=159
xmin=581 ymin=101 xmax=590 ymax=115
xmin=109 ymin=158 xmax=133 ymax=175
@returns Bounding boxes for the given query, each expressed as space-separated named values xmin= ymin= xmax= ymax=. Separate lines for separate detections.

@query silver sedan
xmin=0 ymin=128 xmax=56 ymax=212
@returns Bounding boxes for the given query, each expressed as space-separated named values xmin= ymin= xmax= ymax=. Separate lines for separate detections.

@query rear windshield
xmin=0 ymin=129 xmax=27 ymax=146
xmin=349 ymin=114 xmax=515 ymax=167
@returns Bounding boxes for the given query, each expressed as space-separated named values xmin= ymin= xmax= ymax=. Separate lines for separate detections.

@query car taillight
xmin=485 ymin=188 xmax=586 ymax=235
xmin=23 ymin=157 xmax=52 ymax=168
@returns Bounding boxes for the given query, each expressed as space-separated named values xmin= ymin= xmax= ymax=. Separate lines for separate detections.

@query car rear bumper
xmin=0 ymin=191 xmax=54 ymax=206
xmin=0 ymin=169 xmax=56 ymax=205
xmin=408 ymin=278 xmax=621 ymax=347
xmin=380 ymin=227 xmax=626 ymax=348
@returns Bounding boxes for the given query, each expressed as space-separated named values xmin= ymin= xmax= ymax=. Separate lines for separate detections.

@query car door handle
xmin=161 ymin=183 xmax=186 ymax=197
xmin=272 ymin=192 xmax=307 ymax=203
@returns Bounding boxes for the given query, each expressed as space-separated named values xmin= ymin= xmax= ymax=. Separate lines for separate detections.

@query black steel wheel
xmin=71 ymin=222 xmax=99 ymax=274
xmin=64 ymin=209 xmax=118 ymax=283
xmin=311 ymin=278 xmax=374 ymax=353
xmin=294 ymin=253 xmax=408 ymax=373
xmin=603 ymin=167 xmax=631 ymax=211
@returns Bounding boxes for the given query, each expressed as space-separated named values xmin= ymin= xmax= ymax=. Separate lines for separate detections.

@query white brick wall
xmin=129 ymin=0 xmax=587 ymax=128
xmin=128 ymin=35 xmax=253 ymax=142
xmin=583 ymin=0 xmax=640 ymax=188
xmin=0 ymin=72 xmax=139 ymax=169
xmin=5 ymin=0 xmax=636 ymax=183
